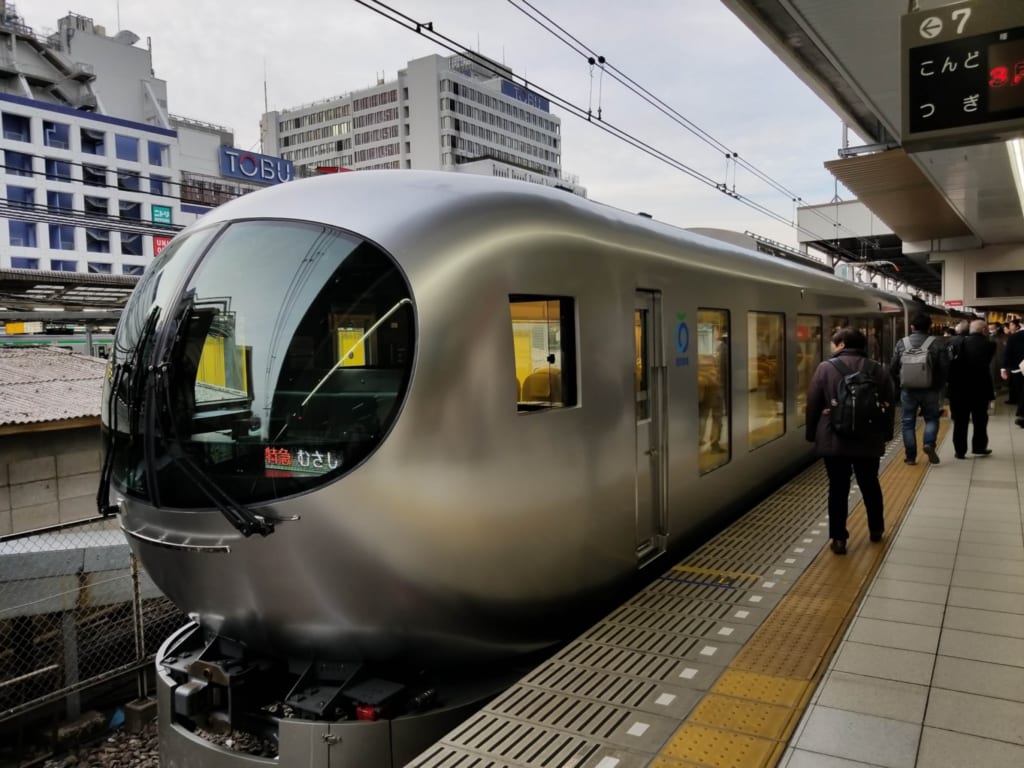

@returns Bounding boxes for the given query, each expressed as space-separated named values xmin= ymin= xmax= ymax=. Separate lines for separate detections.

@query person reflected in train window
xmin=805 ymin=327 xmax=894 ymax=555
xmin=711 ymin=331 xmax=728 ymax=451
xmin=866 ymin=326 xmax=881 ymax=362
xmin=698 ymin=330 xmax=727 ymax=453
xmin=947 ymin=319 xmax=996 ymax=459
xmin=891 ymin=313 xmax=948 ymax=465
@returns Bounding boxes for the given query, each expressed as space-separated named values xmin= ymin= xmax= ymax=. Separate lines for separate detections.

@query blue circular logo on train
xmin=676 ymin=321 xmax=689 ymax=353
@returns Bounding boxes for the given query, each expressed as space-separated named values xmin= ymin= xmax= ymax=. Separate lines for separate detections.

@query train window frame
xmin=697 ymin=308 xmax=731 ymax=475
xmin=509 ymin=295 xmax=578 ymax=413
xmin=748 ymin=310 xmax=786 ymax=450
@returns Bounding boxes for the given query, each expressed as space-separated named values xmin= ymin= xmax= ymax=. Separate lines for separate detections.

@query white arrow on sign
xmin=920 ymin=16 xmax=943 ymax=39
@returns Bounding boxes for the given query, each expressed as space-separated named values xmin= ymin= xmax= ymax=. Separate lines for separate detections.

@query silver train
xmin=98 ymin=171 xmax=922 ymax=763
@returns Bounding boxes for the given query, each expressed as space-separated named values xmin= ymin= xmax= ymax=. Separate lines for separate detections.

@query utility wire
xmin=351 ymin=0 xmax=902 ymax=280
xmin=504 ymin=0 xmax=885 ymax=258
xmin=352 ymin=0 xmax=874 ymax=252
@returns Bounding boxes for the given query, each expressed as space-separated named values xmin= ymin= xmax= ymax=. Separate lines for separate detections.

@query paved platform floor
xmin=782 ymin=403 xmax=1024 ymax=767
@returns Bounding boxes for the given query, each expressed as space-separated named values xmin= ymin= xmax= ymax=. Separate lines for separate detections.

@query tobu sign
xmin=219 ymin=147 xmax=294 ymax=185
xmin=500 ymin=80 xmax=551 ymax=113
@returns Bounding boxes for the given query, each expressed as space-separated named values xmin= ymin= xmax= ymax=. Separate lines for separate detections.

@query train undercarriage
xmin=156 ymin=623 xmax=526 ymax=767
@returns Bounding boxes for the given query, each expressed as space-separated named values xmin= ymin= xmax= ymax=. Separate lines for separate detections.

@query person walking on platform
xmin=943 ymin=320 xmax=969 ymax=409
xmin=891 ymin=314 xmax=948 ymax=465
xmin=989 ymin=322 xmax=1007 ymax=396
xmin=947 ymin=319 xmax=996 ymax=458
xmin=1001 ymin=318 xmax=1024 ymax=405
xmin=1001 ymin=318 xmax=1024 ymax=426
xmin=806 ymin=327 xmax=894 ymax=555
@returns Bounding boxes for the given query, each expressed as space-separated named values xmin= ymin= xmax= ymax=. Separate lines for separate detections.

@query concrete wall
xmin=0 ymin=425 xmax=102 ymax=536
xmin=934 ymin=242 xmax=1024 ymax=308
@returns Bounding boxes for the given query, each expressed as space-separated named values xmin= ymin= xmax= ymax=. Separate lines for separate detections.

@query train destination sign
xmin=901 ymin=1 xmax=1024 ymax=151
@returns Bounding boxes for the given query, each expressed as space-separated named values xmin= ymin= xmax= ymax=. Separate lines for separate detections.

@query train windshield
xmin=110 ymin=219 xmax=414 ymax=508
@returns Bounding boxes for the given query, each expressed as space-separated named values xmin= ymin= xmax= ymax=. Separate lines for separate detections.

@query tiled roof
xmin=0 ymin=347 xmax=107 ymax=427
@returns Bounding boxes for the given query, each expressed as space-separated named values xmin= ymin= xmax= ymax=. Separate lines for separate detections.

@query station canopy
xmin=0 ymin=268 xmax=136 ymax=321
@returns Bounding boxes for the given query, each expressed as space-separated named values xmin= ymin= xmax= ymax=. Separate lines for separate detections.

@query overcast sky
xmin=24 ymin=0 xmax=856 ymax=247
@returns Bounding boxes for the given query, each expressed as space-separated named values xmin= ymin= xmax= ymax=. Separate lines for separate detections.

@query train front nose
xmin=101 ymin=217 xmax=415 ymax=655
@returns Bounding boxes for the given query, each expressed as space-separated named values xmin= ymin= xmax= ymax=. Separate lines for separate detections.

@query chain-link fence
xmin=0 ymin=516 xmax=185 ymax=724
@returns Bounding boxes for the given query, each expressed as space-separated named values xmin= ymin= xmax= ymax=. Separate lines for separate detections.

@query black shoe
xmin=830 ymin=539 xmax=847 ymax=555
xmin=972 ymin=449 xmax=993 ymax=456
xmin=923 ymin=444 xmax=940 ymax=464
xmin=869 ymin=531 xmax=884 ymax=543
xmin=904 ymin=458 xmax=917 ymax=465
xmin=1016 ymin=419 xmax=1024 ymax=428
xmin=954 ymin=453 xmax=966 ymax=459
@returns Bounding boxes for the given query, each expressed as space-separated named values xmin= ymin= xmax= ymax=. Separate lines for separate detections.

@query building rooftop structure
xmin=0 ymin=347 xmax=105 ymax=431
xmin=261 ymin=51 xmax=585 ymax=196
xmin=0 ymin=4 xmax=292 ymax=320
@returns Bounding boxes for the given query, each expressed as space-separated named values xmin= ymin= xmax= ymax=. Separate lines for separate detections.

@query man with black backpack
xmin=891 ymin=313 xmax=948 ymax=465
xmin=806 ymin=327 xmax=895 ymax=555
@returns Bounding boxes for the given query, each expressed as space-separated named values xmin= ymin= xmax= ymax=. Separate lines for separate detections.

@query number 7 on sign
xmin=952 ymin=8 xmax=971 ymax=35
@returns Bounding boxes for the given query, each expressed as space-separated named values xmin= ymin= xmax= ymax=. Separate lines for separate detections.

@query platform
xmin=409 ymin=404 xmax=1024 ymax=768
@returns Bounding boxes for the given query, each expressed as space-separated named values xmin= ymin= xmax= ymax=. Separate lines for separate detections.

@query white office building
xmin=0 ymin=5 xmax=293 ymax=275
xmin=261 ymin=53 xmax=585 ymax=196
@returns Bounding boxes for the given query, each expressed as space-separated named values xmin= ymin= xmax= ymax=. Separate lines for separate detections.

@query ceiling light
xmin=1007 ymin=138 xmax=1024 ymax=217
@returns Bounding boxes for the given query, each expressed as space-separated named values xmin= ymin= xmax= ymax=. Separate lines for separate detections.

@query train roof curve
xmin=191 ymin=170 xmax=895 ymax=305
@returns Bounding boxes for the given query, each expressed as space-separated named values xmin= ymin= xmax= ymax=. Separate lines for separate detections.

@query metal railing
xmin=0 ymin=515 xmax=185 ymax=723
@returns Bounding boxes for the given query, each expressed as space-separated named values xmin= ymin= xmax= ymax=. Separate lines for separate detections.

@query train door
xmin=634 ymin=290 xmax=666 ymax=565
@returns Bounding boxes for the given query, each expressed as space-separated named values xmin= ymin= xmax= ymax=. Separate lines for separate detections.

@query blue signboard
xmin=500 ymin=80 xmax=551 ymax=113
xmin=219 ymin=147 xmax=294 ymax=185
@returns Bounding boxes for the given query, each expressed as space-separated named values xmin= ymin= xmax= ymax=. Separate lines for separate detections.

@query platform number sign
xmin=901 ymin=1 xmax=1024 ymax=151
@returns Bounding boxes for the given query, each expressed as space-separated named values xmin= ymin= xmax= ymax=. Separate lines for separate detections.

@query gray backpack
xmin=899 ymin=335 xmax=935 ymax=389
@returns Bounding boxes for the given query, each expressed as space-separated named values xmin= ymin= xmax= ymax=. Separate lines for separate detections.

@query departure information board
xmin=902 ymin=1 xmax=1024 ymax=150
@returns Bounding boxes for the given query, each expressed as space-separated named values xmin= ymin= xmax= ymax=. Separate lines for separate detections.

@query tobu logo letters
xmin=219 ymin=147 xmax=294 ymax=185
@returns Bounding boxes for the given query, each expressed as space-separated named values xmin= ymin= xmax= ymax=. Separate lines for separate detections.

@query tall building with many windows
xmin=261 ymin=53 xmax=584 ymax=195
xmin=0 ymin=5 xmax=292 ymax=276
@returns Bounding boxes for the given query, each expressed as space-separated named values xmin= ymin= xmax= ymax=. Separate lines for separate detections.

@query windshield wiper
xmin=96 ymin=306 xmax=161 ymax=516
xmin=274 ymin=297 xmax=412 ymax=441
xmin=152 ymin=301 xmax=293 ymax=537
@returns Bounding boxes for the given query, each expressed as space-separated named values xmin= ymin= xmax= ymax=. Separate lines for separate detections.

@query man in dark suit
xmin=948 ymin=319 xmax=996 ymax=458
xmin=1001 ymin=319 xmax=1024 ymax=413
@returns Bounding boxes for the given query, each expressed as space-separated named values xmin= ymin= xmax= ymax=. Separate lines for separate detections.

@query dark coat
xmin=890 ymin=331 xmax=948 ymax=391
xmin=1004 ymin=329 xmax=1024 ymax=372
xmin=948 ymin=332 xmax=996 ymax=404
xmin=805 ymin=349 xmax=895 ymax=458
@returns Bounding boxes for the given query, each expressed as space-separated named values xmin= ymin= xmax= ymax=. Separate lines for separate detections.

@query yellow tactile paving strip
xmin=652 ymin=422 xmax=948 ymax=768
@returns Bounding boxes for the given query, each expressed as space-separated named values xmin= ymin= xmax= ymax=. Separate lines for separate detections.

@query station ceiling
xmin=723 ymin=0 xmax=1024 ymax=298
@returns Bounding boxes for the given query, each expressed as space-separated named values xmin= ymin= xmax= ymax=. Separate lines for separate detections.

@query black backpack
xmin=828 ymin=358 xmax=885 ymax=438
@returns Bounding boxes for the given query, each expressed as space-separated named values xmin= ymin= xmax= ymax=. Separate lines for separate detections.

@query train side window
xmin=796 ymin=314 xmax=822 ymax=428
xmin=697 ymin=308 xmax=730 ymax=475
xmin=749 ymin=311 xmax=785 ymax=450
xmin=510 ymin=296 xmax=577 ymax=412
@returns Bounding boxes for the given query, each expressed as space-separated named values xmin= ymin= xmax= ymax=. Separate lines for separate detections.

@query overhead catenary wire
xmin=352 ymin=0 xmax=891 ymax=273
xmin=352 ymin=0 xmax=852 ymax=245
xmin=503 ymin=0 xmax=887 ymax=260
